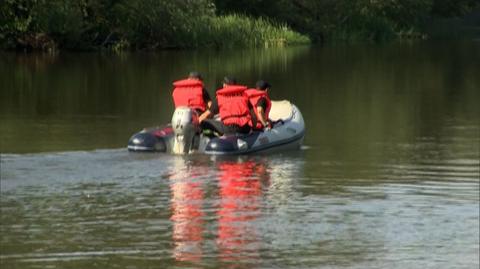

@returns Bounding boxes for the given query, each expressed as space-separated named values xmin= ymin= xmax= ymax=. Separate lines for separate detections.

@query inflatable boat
xmin=127 ymin=100 xmax=305 ymax=155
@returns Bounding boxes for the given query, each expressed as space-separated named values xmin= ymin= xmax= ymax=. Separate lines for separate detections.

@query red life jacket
xmin=216 ymin=85 xmax=251 ymax=127
xmin=172 ymin=79 xmax=207 ymax=112
xmin=245 ymin=89 xmax=271 ymax=129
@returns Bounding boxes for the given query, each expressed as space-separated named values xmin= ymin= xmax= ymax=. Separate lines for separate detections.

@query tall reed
xmin=201 ymin=14 xmax=310 ymax=48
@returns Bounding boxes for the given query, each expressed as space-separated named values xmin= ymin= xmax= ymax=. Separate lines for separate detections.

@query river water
xmin=1 ymin=41 xmax=479 ymax=268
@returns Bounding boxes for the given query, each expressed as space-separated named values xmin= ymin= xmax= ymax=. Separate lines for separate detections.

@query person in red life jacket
xmin=215 ymin=76 xmax=252 ymax=134
xmin=172 ymin=71 xmax=213 ymax=122
xmin=246 ymin=80 xmax=272 ymax=131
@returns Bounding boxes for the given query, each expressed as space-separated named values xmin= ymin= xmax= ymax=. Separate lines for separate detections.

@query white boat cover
xmin=269 ymin=100 xmax=293 ymax=121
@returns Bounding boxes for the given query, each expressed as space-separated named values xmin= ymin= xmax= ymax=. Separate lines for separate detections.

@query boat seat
xmin=269 ymin=100 xmax=293 ymax=122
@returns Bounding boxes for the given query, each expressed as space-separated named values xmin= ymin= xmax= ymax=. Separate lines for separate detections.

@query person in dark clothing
xmin=246 ymin=80 xmax=272 ymax=131
xmin=188 ymin=72 xmax=214 ymax=122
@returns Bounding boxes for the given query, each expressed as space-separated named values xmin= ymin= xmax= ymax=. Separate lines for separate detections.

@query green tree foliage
xmin=431 ymin=0 xmax=480 ymax=17
xmin=0 ymin=0 xmax=309 ymax=50
xmin=0 ymin=0 xmax=215 ymax=50
xmin=1 ymin=0 xmax=37 ymax=48
xmin=214 ymin=0 xmax=480 ymax=42
xmin=1 ymin=0 xmax=478 ymax=50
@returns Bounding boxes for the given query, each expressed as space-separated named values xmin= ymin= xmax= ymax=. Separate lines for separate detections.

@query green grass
xmin=190 ymin=14 xmax=310 ymax=49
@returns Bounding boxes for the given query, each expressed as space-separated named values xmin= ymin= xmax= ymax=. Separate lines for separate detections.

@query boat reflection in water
xmin=216 ymin=159 xmax=270 ymax=263
xmin=168 ymin=158 xmax=209 ymax=262
xmin=167 ymin=156 xmax=274 ymax=266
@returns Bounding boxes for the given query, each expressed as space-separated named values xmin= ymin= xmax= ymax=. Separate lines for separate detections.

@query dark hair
xmin=223 ymin=76 xmax=237 ymax=85
xmin=255 ymin=80 xmax=271 ymax=90
xmin=188 ymin=71 xmax=203 ymax=80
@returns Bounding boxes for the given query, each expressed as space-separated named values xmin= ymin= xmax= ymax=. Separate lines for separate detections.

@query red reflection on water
xmin=170 ymin=179 xmax=204 ymax=262
xmin=169 ymin=158 xmax=270 ymax=265
xmin=217 ymin=160 xmax=269 ymax=263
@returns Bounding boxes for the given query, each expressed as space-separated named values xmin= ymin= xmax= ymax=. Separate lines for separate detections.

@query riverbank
xmin=0 ymin=0 xmax=309 ymax=52
xmin=424 ymin=7 xmax=480 ymax=40
xmin=2 ymin=1 xmax=478 ymax=52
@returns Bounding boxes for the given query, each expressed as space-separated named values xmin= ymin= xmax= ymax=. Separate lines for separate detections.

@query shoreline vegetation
xmin=1 ymin=0 xmax=479 ymax=52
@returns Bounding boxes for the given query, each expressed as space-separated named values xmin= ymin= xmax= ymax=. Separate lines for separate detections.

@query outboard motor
xmin=171 ymin=107 xmax=199 ymax=154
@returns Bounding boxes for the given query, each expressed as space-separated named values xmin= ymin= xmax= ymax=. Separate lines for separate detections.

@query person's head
xmin=255 ymin=80 xmax=271 ymax=91
xmin=223 ymin=76 xmax=237 ymax=87
xmin=188 ymin=71 xmax=203 ymax=81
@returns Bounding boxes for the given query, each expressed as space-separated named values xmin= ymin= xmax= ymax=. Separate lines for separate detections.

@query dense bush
xmin=0 ymin=0 xmax=309 ymax=50
xmin=1 ymin=0 xmax=478 ymax=50
xmin=206 ymin=15 xmax=310 ymax=48
xmin=214 ymin=0 xmax=480 ymax=42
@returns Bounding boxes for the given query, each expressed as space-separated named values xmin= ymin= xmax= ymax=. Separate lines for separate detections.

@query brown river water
xmin=1 ymin=41 xmax=479 ymax=268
